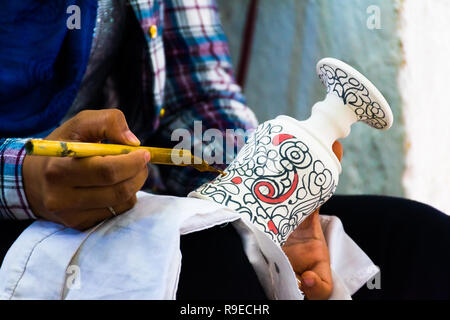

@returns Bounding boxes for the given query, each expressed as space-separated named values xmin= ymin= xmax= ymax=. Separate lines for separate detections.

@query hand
xmin=282 ymin=141 xmax=343 ymax=300
xmin=23 ymin=109 xmax=150 ymax=230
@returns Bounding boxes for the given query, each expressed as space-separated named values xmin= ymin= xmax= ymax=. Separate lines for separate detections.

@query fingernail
xmin=302 ymin=278 xmax=315 ymax=287
xmin=125 ymin=130 xmax=140 ymax=145
xmin=143 ymin=151 xmax=151 ymax=162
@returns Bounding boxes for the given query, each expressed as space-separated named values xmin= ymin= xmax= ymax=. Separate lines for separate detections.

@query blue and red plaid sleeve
xmin=151 ymin=0 xmax=258 ymax=195
xmin=0 ymin=138 xmax=36 ymax=220
xmin=0 ymin=0 xmax=259 ymax=207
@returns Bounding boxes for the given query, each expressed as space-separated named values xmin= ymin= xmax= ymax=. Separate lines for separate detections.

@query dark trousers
xmin=1 ymin=195 xmax=449 ymax=299
xmin=321 ymin=195 xmax=450 ymax=300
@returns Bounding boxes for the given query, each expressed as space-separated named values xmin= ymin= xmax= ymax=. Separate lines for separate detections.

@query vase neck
xmin=300 ymin=94 xmax=357 ymax=150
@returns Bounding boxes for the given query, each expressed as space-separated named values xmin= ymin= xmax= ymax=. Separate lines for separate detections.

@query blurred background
xmin=216 ymin=0 xmax=450 ymax=215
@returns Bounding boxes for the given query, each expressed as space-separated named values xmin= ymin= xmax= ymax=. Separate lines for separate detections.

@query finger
xmin=45 ymin=166 xmax=148 ymax=211
xmin=332 ymin=140 xmax=343 ymax=162
xmin=45 ymin=150 xmax=150 ymax=187
xmin=297 ymin=208 xmax=320 ymax=231
xmin=299 ymin=270 xmax=333 ymax=300
xmin=282 ymin=236 xmax=328 ymax=274
xmin=65 ymin=109 xmax=141 ymax=146
xmin=284 ymin=209 xmax=325 ymax=245
xmin=57 ymin=195 xmax=138 ymax=230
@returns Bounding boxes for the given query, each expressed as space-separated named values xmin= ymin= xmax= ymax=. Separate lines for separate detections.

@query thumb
xmin=332 ymin=140 xmax=343 ymax=162
xmin=299 ymin=270 xmax=333 ymax=300
xmin=61 ymin=109 xmax=140 ymax=146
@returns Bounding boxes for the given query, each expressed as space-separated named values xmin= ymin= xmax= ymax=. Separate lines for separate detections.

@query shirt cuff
xmin=0 ymin=138 xmax=36 ymax=220
xmin=320 ymin=214 xmax=380 ymax=297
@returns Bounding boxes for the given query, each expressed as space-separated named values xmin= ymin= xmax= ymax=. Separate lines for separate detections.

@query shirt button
xmin=149 ymin=25 xmax=157 ymax=39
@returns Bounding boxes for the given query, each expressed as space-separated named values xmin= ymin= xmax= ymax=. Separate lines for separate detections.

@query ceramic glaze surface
xmin=189 ymin=58 xmax=393 ymax=246
xmin=316 ymin=59 xmax=393 ymax=130
xmin=191 ymin=119 xmax=338 ymax=245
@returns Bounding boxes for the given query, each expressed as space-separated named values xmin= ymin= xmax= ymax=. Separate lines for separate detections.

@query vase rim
xmin=316 ymin=57 xmax=394 ymax=131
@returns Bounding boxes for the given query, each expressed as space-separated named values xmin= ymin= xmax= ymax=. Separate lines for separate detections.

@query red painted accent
xmin=231 ymin=177 xmax=242 ymax=184
xmin=267 ymin=221 xmax=278 ymax=235
xmin=254 ymin=173 xmax=298 ymax=204
xmin=253 ymin=181 xmax=274 ymax=197
xmin=272 ymin=134 xmax=295 ymax=146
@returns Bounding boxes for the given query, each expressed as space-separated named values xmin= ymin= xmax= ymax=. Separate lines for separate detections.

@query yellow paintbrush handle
xmin=25 ymin=139 xmax=225 ymax=176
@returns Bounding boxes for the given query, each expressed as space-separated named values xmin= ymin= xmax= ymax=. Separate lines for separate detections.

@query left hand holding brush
xmin=23 ymin=109 xmax=151 ymax=230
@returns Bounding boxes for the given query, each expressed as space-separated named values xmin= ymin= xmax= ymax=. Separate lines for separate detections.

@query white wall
xmin=219 ymin=0 xmax=450 ymax=214
xmin=218 ymin=0 xmax=406 ymax=197
xmin=399 ymin=0 xmax=450 ymax=214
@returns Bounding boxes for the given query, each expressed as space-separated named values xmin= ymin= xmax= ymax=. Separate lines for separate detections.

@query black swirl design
xmin=279 ymin=140 xmax=312 ymax=170
xmin=193 ymin=122 xmax=337 ymax=246
xmin=317 ymin=63 xmax=388 ymax=129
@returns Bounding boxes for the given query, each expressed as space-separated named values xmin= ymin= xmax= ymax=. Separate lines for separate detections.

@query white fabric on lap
xmin=0 ymin=191 xmax=378 ymax=300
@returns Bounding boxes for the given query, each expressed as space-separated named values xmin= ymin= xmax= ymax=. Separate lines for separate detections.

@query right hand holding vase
xmin=282 ymin=141 xmax=343 ymax=300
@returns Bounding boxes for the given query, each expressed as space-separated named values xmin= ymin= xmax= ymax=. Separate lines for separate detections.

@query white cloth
xmin=0 ymin=192 xmax=379 ymax=300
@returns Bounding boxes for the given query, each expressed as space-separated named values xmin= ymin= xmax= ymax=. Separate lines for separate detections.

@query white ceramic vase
xmin=188 ymin=58 xmax=394 ymax=246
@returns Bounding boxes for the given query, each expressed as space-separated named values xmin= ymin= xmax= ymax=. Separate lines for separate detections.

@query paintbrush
xmin=25 ymin=139 xmax=225 ymax=176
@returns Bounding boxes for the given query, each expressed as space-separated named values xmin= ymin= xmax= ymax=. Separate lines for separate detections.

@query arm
xmin=148 ymin=0 xmax=258 ymax=196
xmin=0 ymin=138 xmax=35 ymax=220
xmin=19 ymin=110 xmax=150 ymax=229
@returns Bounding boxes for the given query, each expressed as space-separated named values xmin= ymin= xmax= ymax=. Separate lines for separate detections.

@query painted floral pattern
xmin=317 ymin=63 xmax=388 ymax=129
xmin=193 ymin=122 xmax=337 ymax=245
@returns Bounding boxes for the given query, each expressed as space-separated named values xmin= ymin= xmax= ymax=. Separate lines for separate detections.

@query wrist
xmin=0 ymin=138 xmax=36 ymax=220
xmin=22 ymin=154 xmax=45 ymax=219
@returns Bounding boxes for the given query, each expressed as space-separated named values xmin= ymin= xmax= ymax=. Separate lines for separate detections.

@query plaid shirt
xmin=0 ymin=0 xmax=258 ymax=220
